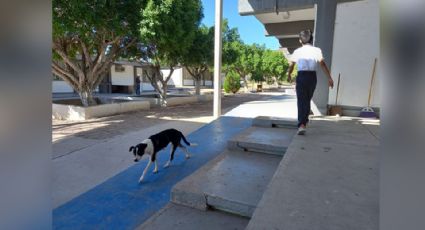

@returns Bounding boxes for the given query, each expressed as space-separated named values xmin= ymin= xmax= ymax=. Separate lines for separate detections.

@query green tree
xmin=52 ymin=0 xmax=143 ymax=106
xmin=223 ymin=71 xmax=241 ymax=94
xmin=182 ymin=25 xmax=214 ymax=95
xmin=250 ymin=70 xmax=265 ymax=84
xmin=140 ymin=0 xmax=202 ymax=105
xmin=230 ymin=43 xmax=265 ymax=91
xmin=222 ymin=19 xmax=242 ymax=73
xmin=262 ymin=50 xmax=289 ymax=84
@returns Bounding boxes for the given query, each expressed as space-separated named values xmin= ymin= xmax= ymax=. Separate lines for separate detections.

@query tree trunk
xmin=78 ymin=88 xmax=97 ymax=107
xmin=195 ymin=77 xmax=201 ymax=95
xmin=159 ymin=83 xmax=168 ymax=107
xmin=53 ymin=36 xmax=133 ymax=108
xmin=242 ymin=76 xmax=249 ymax=93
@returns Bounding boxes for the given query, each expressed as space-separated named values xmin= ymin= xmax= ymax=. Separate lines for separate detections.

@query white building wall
xmin=52 ymin=81 xmax=73 ymax=93
xmin=111 ymin=65 xmax=134 ymax=86
xmin=161 ymin=67 xmax=183 ymax=87
xmin=329 ymin=0 xmax=380 ymax=107
xmin=184 ymin=79 xmax=195 ymax=86
xmin=135 ymin=67 xmax=154 ymax=92
xmin=52 ymin=81 xmax=99 ymax=93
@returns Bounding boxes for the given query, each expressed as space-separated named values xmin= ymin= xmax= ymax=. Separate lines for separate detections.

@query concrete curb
xmin=52 ymin=100 xmax=150 ymax=120
xmin=252 ymin=116 xmax=298 ymax=128
xmin=227 ymin=126 xmax=296 ymax=156
xmin=53 ymin=94 xmax=215 ymax=120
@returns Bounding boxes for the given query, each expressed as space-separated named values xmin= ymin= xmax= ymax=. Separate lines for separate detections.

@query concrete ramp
xmin=171 ymin=150 xmax=281 ymax=217
xmin=228 ymin=126 xmax=296 ymax=156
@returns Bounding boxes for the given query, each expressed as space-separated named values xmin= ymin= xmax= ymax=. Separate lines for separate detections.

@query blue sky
xmin=201 ymin=0 xmax=280 ymax=50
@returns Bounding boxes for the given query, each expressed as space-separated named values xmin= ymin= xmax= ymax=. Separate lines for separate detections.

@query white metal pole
xmin=213 ymin=0 xmax=223 ymax=118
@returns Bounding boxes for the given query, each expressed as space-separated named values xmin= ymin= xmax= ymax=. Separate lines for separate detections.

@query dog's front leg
xmin=180 ymin=146 xmax=192 ymax=159
xmin=139 ymin=160 xmax=152 ymax=183
xmin=153 ymin=160 xmax=158 ymax=174
xmin=164 ymin=160 xmax=171 ymax=168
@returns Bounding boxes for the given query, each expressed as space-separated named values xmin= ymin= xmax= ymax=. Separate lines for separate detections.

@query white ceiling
xmin=254 ymin=7 xmax=316 ymax=24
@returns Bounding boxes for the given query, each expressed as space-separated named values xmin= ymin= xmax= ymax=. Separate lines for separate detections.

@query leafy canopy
xmin=262 ymin=49 xmax=289 ymax=82
xmin=53 ymin=0 xmax=143 ymax=54
xmin=140 ymin=0 xmax=203 ymax=67
xmin=182 ymin=25 xmax=214 ymax=69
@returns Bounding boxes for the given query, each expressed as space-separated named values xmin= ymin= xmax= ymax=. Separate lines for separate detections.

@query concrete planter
xmin=52 ymin=94 xmax=215 ymax=120
xmin=146 ymin=94 xmax=215 ymax=107
xmin=52 ymin=100 xmax=150 ymax=121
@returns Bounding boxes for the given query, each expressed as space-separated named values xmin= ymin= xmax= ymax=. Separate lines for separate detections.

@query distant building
xmin=52 ymin=61 xmax=213 ymax=94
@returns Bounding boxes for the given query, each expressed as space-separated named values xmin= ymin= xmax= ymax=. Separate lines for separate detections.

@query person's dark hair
xmin=299 ymin=30 xmax=313 ymax=44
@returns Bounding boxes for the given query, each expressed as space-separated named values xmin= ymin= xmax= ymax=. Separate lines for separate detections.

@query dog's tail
xmin=180 ymin=133 xmax=197 ymax=146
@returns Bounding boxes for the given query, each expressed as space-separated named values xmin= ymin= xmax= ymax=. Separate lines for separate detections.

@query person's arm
xmin=319 ymin=60 xmax=334 ymax=88
xmin=287 ymin=61 xmax=295 ymax=83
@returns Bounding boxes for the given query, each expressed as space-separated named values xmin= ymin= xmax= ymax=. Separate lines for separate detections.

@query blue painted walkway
xmin=53 ymin=116 xmax=252 ymax=230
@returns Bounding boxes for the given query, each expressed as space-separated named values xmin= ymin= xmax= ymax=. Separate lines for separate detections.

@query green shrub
xmin=223 ymin=71 xmax=241 ymax=94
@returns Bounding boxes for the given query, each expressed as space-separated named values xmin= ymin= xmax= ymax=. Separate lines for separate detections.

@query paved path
xmin=53 ymin=116 xmax=253 ymax=230
xmin=52 ymin=93 xmax=278 ymax=208
xmin=52 ymin=90 xmax=297 ymax=229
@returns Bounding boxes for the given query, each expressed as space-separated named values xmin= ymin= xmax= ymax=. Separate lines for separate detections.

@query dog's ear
xmin=129 ymin=146 xmax=138 ymax=155
xmin=136 ymin=143 xmax=148 ymax=156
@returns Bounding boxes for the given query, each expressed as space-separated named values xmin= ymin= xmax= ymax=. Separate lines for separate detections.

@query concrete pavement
xmin=53 ymin=120 xmax=205 ymax=209
xmin=52 ymin=90 xmax=294 ymax=209
xmin=53 ymin=116 xmax=253 ymax=229
xmin=246 ymin=117 xmax=379 ymax=230
xmin=139 ymin=97 xmax=379 ymax=230
xmin=227 ymin=126 xmax=296 ymax=155
xmin=137 ymin=203 xmax=249 ymax=230
xmin=171 ymin=150 xmax=282 ymax=217
xmin=53 ymin=87 xmax=379 ymax=230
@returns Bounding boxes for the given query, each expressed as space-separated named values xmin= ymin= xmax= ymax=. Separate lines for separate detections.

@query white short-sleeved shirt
xmin=290 ymin=44 xmax=324 ymax=71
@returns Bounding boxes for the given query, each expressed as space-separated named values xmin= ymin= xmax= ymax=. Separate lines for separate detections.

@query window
xmin=115 ymin=64 xmax=125 ymax=72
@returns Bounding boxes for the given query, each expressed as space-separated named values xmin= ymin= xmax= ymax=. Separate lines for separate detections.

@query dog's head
xmin=129 ymin=143 xmax=148 ymax=162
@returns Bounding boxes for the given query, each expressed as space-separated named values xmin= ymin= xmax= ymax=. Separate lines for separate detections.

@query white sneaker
xmin=297 ymin=127 xmax=306 ymax=135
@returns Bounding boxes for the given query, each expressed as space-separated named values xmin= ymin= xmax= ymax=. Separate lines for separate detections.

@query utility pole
xmin=213 ymin=0 xmax=223 ymax=118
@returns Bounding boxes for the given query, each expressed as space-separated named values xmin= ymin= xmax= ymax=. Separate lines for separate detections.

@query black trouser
xmin=296 ymin=71 xmax=317 ymax=127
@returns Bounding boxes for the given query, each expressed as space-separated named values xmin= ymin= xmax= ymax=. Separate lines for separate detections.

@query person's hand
xmin=328 ymin=77 xmax=334 ymax=88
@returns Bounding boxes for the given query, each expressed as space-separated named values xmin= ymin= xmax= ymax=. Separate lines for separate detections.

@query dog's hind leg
xmin=164 ymin=144 xmax=178 ymax=168
xmin=179 ymin=144 xmax=192 ymax=159
xmin=139 ymin=159 xmax=152 ymax=183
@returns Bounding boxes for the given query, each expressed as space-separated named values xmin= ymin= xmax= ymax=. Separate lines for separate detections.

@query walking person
xmin=287 ymin=30 xmax=334 ymax=135
xmin=135 ymin=75 xmax=141 ymax=95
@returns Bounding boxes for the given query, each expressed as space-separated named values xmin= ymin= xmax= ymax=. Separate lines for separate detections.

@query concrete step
xmin=137 ymin=203 xmax=249 ymax=230
xmin=227 ymin=126 xmax=296 ymax=156
xmin=245 ymin=118 xmax=379 ymax=230
xmin=252 ymin=116 xmax=298 ymax=128
xmin=171 ymin=150 xmax=281 ymax=217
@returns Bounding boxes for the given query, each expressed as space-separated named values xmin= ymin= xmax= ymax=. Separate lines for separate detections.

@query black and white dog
xmin=129 ymin=128 xmax=197 ymax=183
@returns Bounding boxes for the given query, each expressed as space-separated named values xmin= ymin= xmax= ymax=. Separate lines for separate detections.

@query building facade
xmin=239 ymin=0 xmax=380 ymax=116
xmin=52 ymin=61 xmax=213 ymax=94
